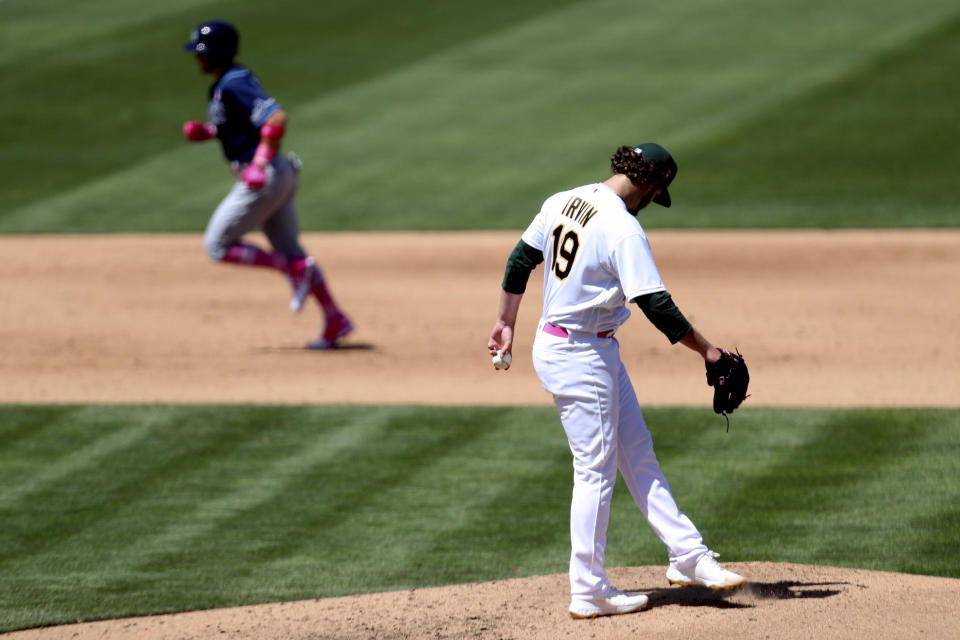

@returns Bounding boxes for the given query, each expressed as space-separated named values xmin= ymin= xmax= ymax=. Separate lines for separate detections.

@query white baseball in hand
xmin=492 ymin=350 xmax=512 ymax=370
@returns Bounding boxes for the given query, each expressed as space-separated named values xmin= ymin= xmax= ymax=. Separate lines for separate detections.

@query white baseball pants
xmin=532 ymin=321 xmax=707 ymax=598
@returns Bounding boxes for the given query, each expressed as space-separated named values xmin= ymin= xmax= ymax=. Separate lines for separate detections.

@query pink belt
xmin=543 ymin=322 xmax=615 ymax=339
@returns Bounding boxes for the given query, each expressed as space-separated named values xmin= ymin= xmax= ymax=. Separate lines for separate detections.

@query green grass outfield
xmin=1 ymin=405 xmax=958 ymax=632
xmin=1 ymin=0 xmax=958 ymax=231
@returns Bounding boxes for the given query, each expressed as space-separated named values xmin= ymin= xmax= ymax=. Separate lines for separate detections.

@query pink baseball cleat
xmin=289 ymin=256 xmax=322 ymax=313
xmin=308 ymin=312 xmax=354 ymax=350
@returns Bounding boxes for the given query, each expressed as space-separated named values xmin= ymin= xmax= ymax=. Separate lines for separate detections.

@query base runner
xmin=182 ymin=20 xmax=353 ymax=349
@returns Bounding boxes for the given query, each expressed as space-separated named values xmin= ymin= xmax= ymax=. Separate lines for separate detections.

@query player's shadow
xmin=303 ymin=342 xmax=376 ymax=352
xmin=748 ymin=580 xmax=848 ymax=600
xmin=639 ymin=581 xmax=847 ymax=610
xmin=257 ymin=342 xmax=377 ymax=353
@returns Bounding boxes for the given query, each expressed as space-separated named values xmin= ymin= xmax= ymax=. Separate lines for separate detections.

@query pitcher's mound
xmin=8 ymin=563 xmax=959 ymax=640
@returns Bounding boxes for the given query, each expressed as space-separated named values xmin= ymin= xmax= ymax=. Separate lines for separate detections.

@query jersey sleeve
xmin=502 ymin=239 xmax=544 ymax=294
xmin=225 ymin=72 xmax=281 ymax=128
xmin=634 ymin=290 xmax=692 ymax=344
xmin=521 ymin=192 xmax=566 ymax=257
xmin=612 ymin=232 xmax=665 ymax=300
xmin=520 ymin=210 xmax=547 ymax=256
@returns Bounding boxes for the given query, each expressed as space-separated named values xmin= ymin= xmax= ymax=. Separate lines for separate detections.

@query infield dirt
xmin=2 ymin=230 xmax=959 ymax=639
xmin=2 ymin=231 xmax=958 ymax=407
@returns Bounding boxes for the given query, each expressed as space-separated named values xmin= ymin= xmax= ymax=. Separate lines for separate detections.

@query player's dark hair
xmin=610 ymin=146 xmax=658 ymax=186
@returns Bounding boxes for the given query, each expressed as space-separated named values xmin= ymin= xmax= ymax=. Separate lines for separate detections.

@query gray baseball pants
xmin=204 ymin=153 xmax=304 ymax=261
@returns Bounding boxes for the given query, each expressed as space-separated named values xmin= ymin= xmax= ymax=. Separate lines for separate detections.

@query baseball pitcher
xmin=488 ymin=143 xmax=748 ymax=619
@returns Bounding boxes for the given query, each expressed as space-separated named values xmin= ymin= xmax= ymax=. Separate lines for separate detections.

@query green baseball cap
xmin=633 ymin=143 xmax=678 ymax=208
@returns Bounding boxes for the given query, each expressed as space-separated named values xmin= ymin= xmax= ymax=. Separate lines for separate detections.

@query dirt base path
xmin=2 ymin=230 xmax=958 ymax=407
xmin=2 ymin=231 xmax=959 ymax=639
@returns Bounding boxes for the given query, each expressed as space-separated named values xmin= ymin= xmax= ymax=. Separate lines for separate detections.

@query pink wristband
xmin=183 ymin=120 xmax=217 ymax=141
xmin=250 ymin=122 xmax=284 ymax=167
xmin=252 ymin=142 xmax=276 ymax=167
xmin=260 ymin=122 xmax=285 ymax=142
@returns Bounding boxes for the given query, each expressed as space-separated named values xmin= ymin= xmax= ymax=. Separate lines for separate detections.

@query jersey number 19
xmin=551 ymin=224 xmax=580 ymax=280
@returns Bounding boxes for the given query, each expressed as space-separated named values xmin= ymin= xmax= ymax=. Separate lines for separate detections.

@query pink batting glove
xmin=183 ymin=120 xmax=217 ymax=142
xmin=241 ymin=163 xmax=267 ymax=190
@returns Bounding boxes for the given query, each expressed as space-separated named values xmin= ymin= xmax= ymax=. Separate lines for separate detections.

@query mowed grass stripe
xmin=0 ymin=407 xmax=213 ymax=565
xmin=299 ymin=408 xmax=574 ymax=591
xmin=602 ymin=408 xmax=833 ymax=568
xmin=816 ymin=410 xmax=960 ymax=574
xmin=4 ymin=0 xmax=957 ymax=232
xmin=0 ymin=408 xmax=161 ymax=509
xmin=1 ymin=407 xmax=389 ymax=560
xmin=74 ymin=408 xmax=402 ymax=589
xmin=288 ymin=0 xmax=957 ymax=230
xmin=626 ymin=409 xmax=960 ymax=574
xmin=114 ymin=407 xmax=507 ymax=601
xmin=604 ymin=409 xmax=960 ymax=574
xmin=0 ymin=407 xmax=541 ymax=625
xmin=681 ymin=14 xmax=960 ymax=227
xmin=0 ymin=0 xmax=583 ymax=218
xmin=1 ymin=406 xmax=959 ymax=632
xmin=0 ymin=407 xmax=410 ymax=623
xmin=0 ymin=0 xmax=207 ymax=66
xmin=659 ymin=3 xmax=960 ymax=152
xmin=0 ymin=407 xmax=290 ymax=570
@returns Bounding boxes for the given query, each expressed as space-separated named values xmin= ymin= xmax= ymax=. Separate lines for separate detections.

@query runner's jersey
xmin=208 ymin=64 xmax=282 ymax=163
xmin=521 ymin=182 xmax=665 ymax=333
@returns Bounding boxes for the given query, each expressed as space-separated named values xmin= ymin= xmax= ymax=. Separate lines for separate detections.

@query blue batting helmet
xmin=183 ymin=21 xmax=239 ymax=68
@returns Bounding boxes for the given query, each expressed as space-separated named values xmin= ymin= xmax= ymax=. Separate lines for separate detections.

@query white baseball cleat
xmin=289 ymin=256 xmax=320 ymax=313
xmin=666 ymin=550 xmax=747 ymax=591
xmin=568 ymin=587 xmax=649 ymax=619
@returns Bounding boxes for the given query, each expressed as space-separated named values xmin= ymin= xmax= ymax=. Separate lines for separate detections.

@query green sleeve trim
xmin=502 ymin=239 xmax=543 ymax=294
xmin=633 ymin=290 xmax=693 ymax=344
